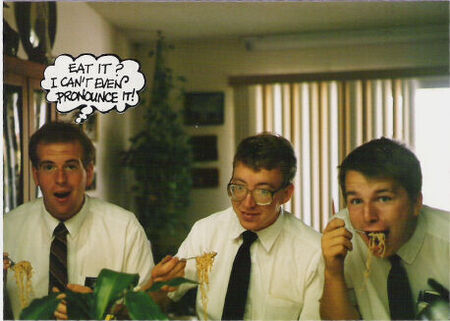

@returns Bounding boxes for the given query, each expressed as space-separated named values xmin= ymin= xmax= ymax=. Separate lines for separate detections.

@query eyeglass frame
xmin=226 ymin=181 xmax=289 ymax=206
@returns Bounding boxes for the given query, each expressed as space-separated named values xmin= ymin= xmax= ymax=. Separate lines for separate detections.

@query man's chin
xmin=238 ymin=217 xmax=261 ymax=231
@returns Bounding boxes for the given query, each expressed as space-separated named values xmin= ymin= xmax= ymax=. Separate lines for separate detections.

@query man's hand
xmin=53 ymin=284 xmax=93 ymax=320
xmin=321 ymin=218 xmax=353 ymax=277
xmin=3 ymin=252 xmax=11 ymax=271
xmin=143 ymin=255 xmax=186 ymax=292
xmin=320 ymin=218 xmax=360 ymax=320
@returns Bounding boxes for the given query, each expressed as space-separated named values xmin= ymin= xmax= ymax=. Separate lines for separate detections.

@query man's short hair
xmin=338 ymin=137 xmax=422 ymax=202
xmin=29 ymin=121 xmax=95 ymax=169
xmin=233 ymin=132 xmax=297 ymax=187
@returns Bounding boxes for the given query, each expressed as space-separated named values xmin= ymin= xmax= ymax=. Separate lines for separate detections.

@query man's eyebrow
xmin=65 ymin=159 xmax=80 ymax=164
xmin=38 ymin=160 xmax=55 ymax=166
xmin=230 ymin=179 xmax=275 ymax=189
xmin=345 ymin=188 xmax=395 ymax=196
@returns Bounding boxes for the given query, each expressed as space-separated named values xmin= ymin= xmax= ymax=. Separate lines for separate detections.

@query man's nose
xmin=363 ymin=203 xmax=378 ymax=223
xmin=55 ymin=168 xmax=67 ymax=184
xmin=242 ymin=191 xmax=257 ymax=208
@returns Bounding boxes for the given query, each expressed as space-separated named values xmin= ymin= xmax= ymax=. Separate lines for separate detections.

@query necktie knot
xmin=389 ymin=254 xmax=401 ymax=265
xmin=242 ymin=230 xmax=257 ymax=245
xmin=53 ymin=223 xmax=68 ymax=237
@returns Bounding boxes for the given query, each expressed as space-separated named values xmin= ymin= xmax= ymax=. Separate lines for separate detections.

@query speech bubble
xmin=41 ymin=53 xmax=146 ymax=123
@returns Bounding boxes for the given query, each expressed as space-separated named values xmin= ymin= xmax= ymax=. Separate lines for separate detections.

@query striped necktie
xmin=222 ymin=230 xmax=258 ymax=320
xmin=49 ymin=223 xmax=68 ymax=293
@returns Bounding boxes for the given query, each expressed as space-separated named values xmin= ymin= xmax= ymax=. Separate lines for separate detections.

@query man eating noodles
xmin=320 ymin=137 xmax=449 ymax=320
xmin=168 ymin=132 xmax=324 ymax=320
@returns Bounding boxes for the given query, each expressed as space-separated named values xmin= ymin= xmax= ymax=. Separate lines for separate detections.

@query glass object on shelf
xmin=3 ymin=85 xmax=24 ymax=213
xmin=33 ymin=89 xmax=52 ymax=198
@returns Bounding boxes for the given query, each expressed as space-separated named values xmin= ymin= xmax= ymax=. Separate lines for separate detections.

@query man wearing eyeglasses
xmin=168 ymin=133 xmax=324 ymax=320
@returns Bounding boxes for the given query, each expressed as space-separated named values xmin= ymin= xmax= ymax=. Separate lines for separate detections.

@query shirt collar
xmin=42 ymin=195 xmax=89 ymax=237
xmin=230 ymin=207 xmax=285 ymax=252
xmin=396 ymin=210 xmax=425 ymax=264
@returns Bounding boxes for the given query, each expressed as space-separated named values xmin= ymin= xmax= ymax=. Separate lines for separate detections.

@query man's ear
xmin=281 ymin=184 xmax=294 ymax=204
xmin=32 ymin=166 xmax=40 ymax=187
xmin=413 ymin=192 xmax=423 ymax=217
xmin=85 ymin=162 xmax=94 ymax=188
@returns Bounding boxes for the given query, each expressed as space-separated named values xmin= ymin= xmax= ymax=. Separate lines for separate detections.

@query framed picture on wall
xmin=184 ymin=92 xmax=224 ymax=126
xmin=189 ymin=135 xmax=218 ymax=162
xmin=192 ymin=168 xmax=219 ymax=188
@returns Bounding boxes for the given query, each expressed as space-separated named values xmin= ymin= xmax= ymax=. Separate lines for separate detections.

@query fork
xmin=181 ymin=252 xmax=217 ymax=261
xmin=6 ymin=257 xmax=16 ymax=269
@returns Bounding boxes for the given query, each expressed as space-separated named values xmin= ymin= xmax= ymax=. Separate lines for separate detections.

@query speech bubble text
xmin=41 ymin=54 xmax=146 ymax=123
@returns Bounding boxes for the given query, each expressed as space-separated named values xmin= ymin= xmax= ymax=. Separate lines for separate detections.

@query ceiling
xmin=88 ymin=1 xmax=449 ymax=44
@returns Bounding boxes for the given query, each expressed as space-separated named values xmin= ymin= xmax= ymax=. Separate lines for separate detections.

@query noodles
xmin=12 ymin=261 xmax=34 ymax=308
xmin=195 ymin=252 xmax=217 ymax=319
xmin=364 ymin=232 xmax=386 ymax=278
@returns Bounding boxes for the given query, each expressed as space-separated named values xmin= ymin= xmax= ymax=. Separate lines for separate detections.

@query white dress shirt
xmin=4 ymin=196 xmax=154 ymax=319
xmin=170 ymin=207 xmax=324 ymax=320
xmin=336 ymin=205 xmax=449 ymax=320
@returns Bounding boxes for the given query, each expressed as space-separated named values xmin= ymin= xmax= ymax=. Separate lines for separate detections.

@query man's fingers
xmin=54 ymin=310 xmax=68 ymax=320
xmin=152 ymin=256 xmax=181 ymax=278
xmin=66 ymin=283 xmax=93 ymax=293
xmin=54 ymin=301 xmax=68 ymax=320
xmin=324 ymin=218 xmax=346 ymax=233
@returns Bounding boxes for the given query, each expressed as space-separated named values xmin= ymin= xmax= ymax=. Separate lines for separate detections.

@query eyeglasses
xmin=227 ymin=183 xmax=286 ymax=206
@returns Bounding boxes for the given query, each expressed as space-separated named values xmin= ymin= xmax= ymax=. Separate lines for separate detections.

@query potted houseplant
xmin=122 ymin=31 xmax=192 ymax=262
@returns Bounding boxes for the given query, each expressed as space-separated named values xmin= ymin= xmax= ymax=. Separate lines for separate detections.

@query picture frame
xmin=191 ymin=168 xmax=219 ymax=188
xmin=184 ymin=92 xmax=224 ymax=126
xmin=189 ymin=135 xmax=218 ymax=162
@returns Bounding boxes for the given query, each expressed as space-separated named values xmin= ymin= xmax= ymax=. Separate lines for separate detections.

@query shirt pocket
xmin=263 ymin=295 xmax=301 ymax=320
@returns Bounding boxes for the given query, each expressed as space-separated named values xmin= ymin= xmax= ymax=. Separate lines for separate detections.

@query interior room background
xmin=3 ymin=2 xmax=449 ymax=255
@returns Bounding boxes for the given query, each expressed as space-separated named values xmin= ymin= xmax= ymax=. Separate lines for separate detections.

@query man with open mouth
xmin=320 ymin=137 xmax=449 ymax=320
xmin=3 ymin=122 xmax=154 ymax=319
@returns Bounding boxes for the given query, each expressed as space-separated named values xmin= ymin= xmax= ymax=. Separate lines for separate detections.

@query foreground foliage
xmin=20 ymin=268 xmax=196 ymax=320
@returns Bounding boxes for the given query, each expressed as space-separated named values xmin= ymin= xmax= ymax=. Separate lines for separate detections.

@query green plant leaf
xmin=148 ymin=277 xmax=197 ymax=292
xmin=125 ymin=291 xmax=168 ymax=320
xmin=65 ymin=290 xmax=94 ymax=319
xmin=19 ymin=293 xmax=60 ymax=320
xmin=93 ymin=268 xmax=140 ymax=319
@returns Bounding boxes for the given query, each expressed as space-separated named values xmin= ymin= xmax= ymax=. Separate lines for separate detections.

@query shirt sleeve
xmin=123 ymin=215 xmax=155 ymax=287
xmin=298 ymin=252 xmax=324 ymax=320
xmin=168 ymin=221 xmax=201 ymax=302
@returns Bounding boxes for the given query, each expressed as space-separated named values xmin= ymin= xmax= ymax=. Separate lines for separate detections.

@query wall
xmin=4 ymin=2 xmax=136 ymax=209
xmin=135 ymin=36 xmax=448 ymax=227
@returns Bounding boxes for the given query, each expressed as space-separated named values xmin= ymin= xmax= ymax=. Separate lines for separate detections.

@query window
xmin=414 ymin=86 xmax=450 ymax=211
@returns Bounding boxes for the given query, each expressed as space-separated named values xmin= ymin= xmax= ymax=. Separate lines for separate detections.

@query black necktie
xmin=49 ymin=223 xmax=68 ymax=293
xmin=387 ymin=255 xmax=415 ymax=320
xmin=222 ymin=230 xmax=258 ymax=320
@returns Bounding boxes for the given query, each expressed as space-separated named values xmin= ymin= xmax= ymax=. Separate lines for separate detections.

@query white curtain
xmin=233 ymin=78 xmax=415 ymax=232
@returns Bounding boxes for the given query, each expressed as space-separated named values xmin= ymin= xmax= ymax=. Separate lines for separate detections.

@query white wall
xmin=136 ymin=36 xmax=448 ymax=226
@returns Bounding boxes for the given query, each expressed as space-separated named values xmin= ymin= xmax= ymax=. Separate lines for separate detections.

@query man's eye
xmin=349 ymin=198 xmax=362 ymax=205
xmin=258 ymin=189 xmax=271 ymax=196
xmin=65 ymin=164 xmax=79 ymax=171
xmin=232 ymin=185 xmax=246 ymax=193
xmin=378 ymin=196 xmax=392 ymax=202
xmin=41 ymin=164 xmax=55 ymax=171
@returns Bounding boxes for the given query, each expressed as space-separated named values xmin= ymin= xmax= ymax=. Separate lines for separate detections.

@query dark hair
xmin=233 ymin=132 xmax=297 ymax=186
xmin=29 ymin=121 xmax=95 ymax=169
xmin=338 ymin=137 xmax=422 ymax=202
